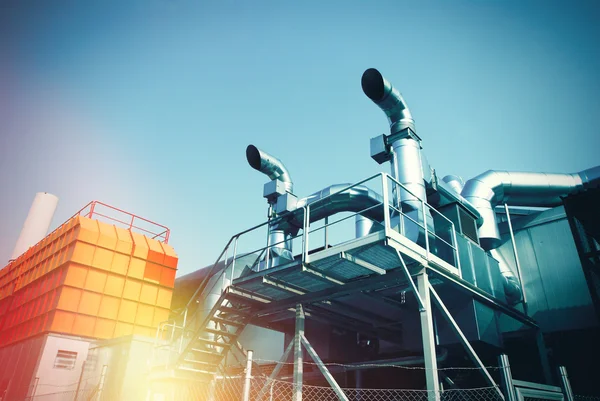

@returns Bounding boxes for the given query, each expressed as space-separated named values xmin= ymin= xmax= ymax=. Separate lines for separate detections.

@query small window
xmin=53 ymin=350 xmax=77 ymax=370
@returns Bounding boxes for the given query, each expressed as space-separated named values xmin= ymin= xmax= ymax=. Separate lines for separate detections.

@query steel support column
xmin=417 ymin=272 xmax=440 ymax=401
xmin=535 ymin=330 xmax=553 ymax=385
xmin=256 ymin=341 xmax=294 ymax=401
xmin=293 ymin=304 xmax=305 ymax=401
xmin=558 ymin=366 xmax=575 ymax=401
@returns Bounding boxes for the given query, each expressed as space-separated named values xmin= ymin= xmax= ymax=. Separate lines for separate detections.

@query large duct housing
xmin=462 ymin=167 xmax=600 ymax=250
xmin=11 ymin=192 xmax=59 ymax=261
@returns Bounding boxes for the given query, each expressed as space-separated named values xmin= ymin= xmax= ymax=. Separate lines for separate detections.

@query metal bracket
xmin=395 ymin=250 xmax=426 ymax=312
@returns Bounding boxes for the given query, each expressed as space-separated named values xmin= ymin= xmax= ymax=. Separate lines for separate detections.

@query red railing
xmin=73 ymin=201 xmax=170 ymax=243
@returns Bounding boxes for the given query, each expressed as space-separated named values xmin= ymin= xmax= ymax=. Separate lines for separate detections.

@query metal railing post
xmin=422 ymin=200 xmax=430 ymax=259
xmin=230 ymin=237 xmax=239 ymax=282
xmin=242 ymin=350 xmax=254 ymax=401
xmin=558 ymin=366 xmax=575 ymax=401
xmin=498 ymin=354 xmax=518 ymax=401
xmin=324 ymin=216 xmax=328 ymax=249
xmin=382 ymin=174 xmax=391 ymax=236
xmin=504 ymin=204 xmax=527 ymax=313
xmin=451 ymin=222 xmax=461 ymax=273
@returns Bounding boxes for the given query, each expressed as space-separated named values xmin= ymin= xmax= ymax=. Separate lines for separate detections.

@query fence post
xmin=242 ymin=350 xmax=254 ymax=401
xmin=96 ymin=365 xmax=108 ymax=401
xmin=558 ymin=366 xmax=575 ymax=401
xmin=498 ymin=354 xmax=518 ymax=401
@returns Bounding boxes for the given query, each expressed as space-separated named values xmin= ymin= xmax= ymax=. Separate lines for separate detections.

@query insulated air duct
xmin=443 ymin=175 xmax=465 ymax=195
xmin=461 ymin=166 xmax=600 ymax=250
xmin=246 ymin=145 xmax=293 ymax=194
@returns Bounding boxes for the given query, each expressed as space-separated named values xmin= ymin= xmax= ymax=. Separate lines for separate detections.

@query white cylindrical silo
xmin=10 ymin=192 xmax=59 ymax=261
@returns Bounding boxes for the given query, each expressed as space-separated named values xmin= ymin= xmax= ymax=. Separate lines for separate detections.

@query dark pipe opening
xmin=246 ymin=145 xmax=262 ymax=170
xmin=361 ymin=68 xmax=386 ymax=101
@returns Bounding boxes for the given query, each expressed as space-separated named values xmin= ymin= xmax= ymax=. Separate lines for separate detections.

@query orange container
xmin=0 ymin=215 xmax=178 ymax=346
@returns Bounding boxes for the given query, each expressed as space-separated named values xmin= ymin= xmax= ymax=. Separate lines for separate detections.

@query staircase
xmin=170 ymin=286 xmax=268 ymax=381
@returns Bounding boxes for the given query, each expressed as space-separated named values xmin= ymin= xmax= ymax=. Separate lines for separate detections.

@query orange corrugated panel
xmin=143 ymin=262 xmax=161 ymax=284
xmin=98 ymin=295 xmax=120 ymax=320
xmin=63 ymin=264 xmax=88 ymax=288
xmin=134 ymin=303 xmax=154 ymax=327
xmin=111 ymin=253 xmax=129 ymax=275
xmin=127 ymin=258 xmax=146 ymax=280
xmin=104 ymin=274 xmax=125 ymax=297
xmin=92 ymin=247 xmax=114 ymax=271
xmin=160 ymin=267 xmax=176 ymax=288
xmin=72 ymin=314 xmax=96 ymax=337
xmin=130 ymin=232 xmax=149 ymax=259
xmin=152 ymin=307 xmax=170 ymax=327
xmin=122 ymin=279 xmax=141 ymax=301
xmin=76 ymin=216 xmax=100 ymax=245
xmin=78 ymin=291 xmax=102 ymax=316
xmin=160 ymin=243 xmax=179 ymax=269
xmin=94 ymin=318 xmax=116 ymax=339
xmin=114 ymin=322 xmax=133 ymax=337
xmin=156 ymin=288 xmax=172 ymax=309
xmin=139 ymin=283 xmax=158 ymax=305
xmin=114 ymin=226 xmax=133 ymax=254
xmin=118 ymin=299 xmax=138 ymax=323
xmin=146 ymin=238 xmax=165 ymax=265
xmin=96 ymin=221 xmax=118 ymax=250
xmin=50 ymin=310 xmax=76 ymax=333
xmin=84 ymin=269 xmax=107 ymax=293
xmin=57 ymin=287 xmax=82 ymax=312
xmin=71 ymin=241 xmax=96 ymax=266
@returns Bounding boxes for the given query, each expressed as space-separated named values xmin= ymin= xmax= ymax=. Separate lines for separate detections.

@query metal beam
xmin=498 ymin=354 xmax=518 ymax=401
xmin=301 ymin=334 xmax=350 ymax=401
xmin=256 ymin=269 xmax=410 ymax=317
xmin=535 ymin=330 xmax=552 ymax=385
xmin=417 ymin=273 xmax=440 ymax=401
xmin=339 ymin=252 xmax=386 ymax=275
xmin=395 ymin=249 xmax=425 ymax=311
xmin=302 ymin=265 xmax=346 ymax=286
xmin=293 ymin=304 xmax=305 ymax=401
xmin=428 ymin=283 xmax=505 ymax=400
xmin=256 ymin=340 xmax=294 ymax=401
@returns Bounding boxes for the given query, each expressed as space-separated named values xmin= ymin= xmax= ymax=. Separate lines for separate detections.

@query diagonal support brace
xmin=428 ymin=283 xmax=505 ymax=401
xmin=395 ymin=250 xmax=426 ymax=311
xmin=301 ymin=334 xmax=349 ymax=401
xmin=256 ymin=340 xmax=294 ymax=401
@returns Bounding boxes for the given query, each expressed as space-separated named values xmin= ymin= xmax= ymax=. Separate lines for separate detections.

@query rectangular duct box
xmin=276 ymin=193 xmax=298 ymax=215
xmin=370 ymin=134 xmax=391 ymax=164
xmin=263 ymin=179 xmax=288 ymax=200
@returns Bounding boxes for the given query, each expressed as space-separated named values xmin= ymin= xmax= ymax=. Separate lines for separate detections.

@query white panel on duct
xmin=11 ymin=192 xmax=59 ymax=261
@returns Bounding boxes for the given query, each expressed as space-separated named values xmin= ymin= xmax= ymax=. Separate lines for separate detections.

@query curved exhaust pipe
xmin=361 ymin=68 xmax=415 ymax=134
xmin=362 ymin=68 xmax=429 ymax=240
xmin=246 ymin=145 xmax=293 ymax=193
xmin=461 ymin=166 xmax=600 ymax=250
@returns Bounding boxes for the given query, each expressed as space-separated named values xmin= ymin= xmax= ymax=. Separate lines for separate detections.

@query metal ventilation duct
xmin=246 ymin=145 xmax=293 ymax=194
xmin=362 ymin=68 xmax=429 ymax=239
xmin=461 ymin=166 xmax=600 ymax=250
xmin=443 ymin=175 xmax=465 ymax=195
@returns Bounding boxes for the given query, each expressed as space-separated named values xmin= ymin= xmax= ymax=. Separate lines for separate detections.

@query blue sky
xmin=1 ymin=0 xmax=599 ymax=276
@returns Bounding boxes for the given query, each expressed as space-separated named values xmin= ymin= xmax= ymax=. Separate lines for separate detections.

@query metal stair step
xmin=211 ymin=316 xmax=245 ymax=328
xmin=183 ymin=358 xmax=219 ymax=370
xmin=195 ymin=339 xmax=232 ymax=349
xmin=204 ymin=328 xmax=237 ymax=337
xmin=217 ymin=305 xmax=253 ymax=318
xmin=178 ymin=366 xmax=216 ymax=376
